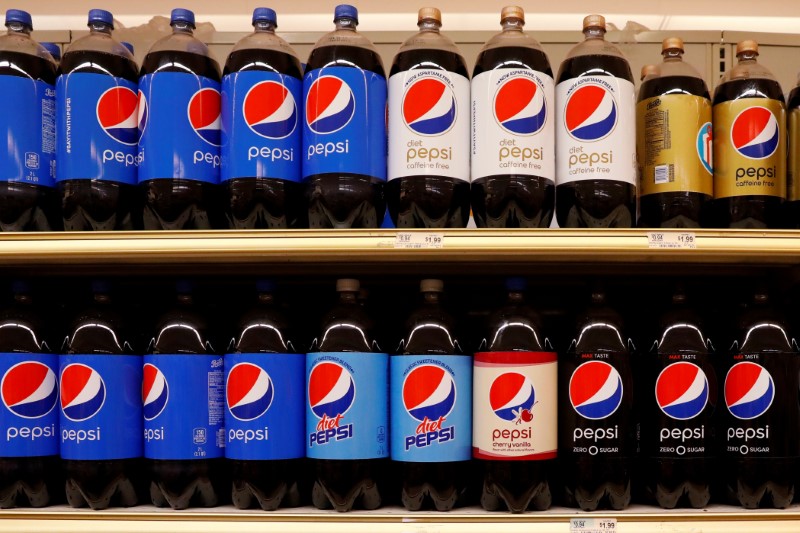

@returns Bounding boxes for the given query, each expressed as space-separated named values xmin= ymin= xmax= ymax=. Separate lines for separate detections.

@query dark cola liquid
xmin=59 ymin=50 xmax=139 ymax=231
xmin=388 ymin=49 xmax=470 ymax=228
xmin=223 ymin=48 xmax=305 ymax=229
xmin=638 ymin=76 xmax=712 ymax=228
xmin=472 ymin=46 xmax=555 ymax=228
xmin=556 ymin=55 xmax=635 ymax=228
xmin=0 ymin=51 xmax=59 ymax=231
xmin=139 ymin=50 xmax=223 ymax=230
xmin=783 ymin=86 xmax=800 ymax=228
xmin=305 ymin=45 xmax=385 ymax=229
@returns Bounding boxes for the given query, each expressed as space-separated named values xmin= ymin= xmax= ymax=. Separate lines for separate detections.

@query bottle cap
xmin=336 ymin=278 xmax=360 ymax=292
xmin=88 ymin=8 xmax=114 ymax=28
xmin=5 ymin=9 xmax=33 ymax=28
xmin=500 ymin=6 xmax=525 ymax=24
xmin=121 ymin=41 xmax=134 ymax=54
xmin=41 ymin=42 xmax=61 ymax=61
xmin=583 ymin=14 xmax=606 ymax=31
xmin=171 ymin=8 xmax=196 ymax=27
xmin=737 ymin=39 xmax=759 ymax=56
xmin=662 ymin=37 xmax=684 ymax=52
xmin=91 ymin=280 xmax=112 ymax=294
xmin=10 ymin=280 xmax=31 ymax=296
xmin=420 ymin=279 xmax=444 ymax=292
xmin=640 ymin=64 xmax=658 ymax=80
xmin=253 ymin=7 xmax=277 ymax=26
xmin=506 ymin=277 xmax=527 ymax=292
xmin=176 ymin=279 xmax=193 ymax=294
xmin=256 ymin=279 xmax=276 ymax=293
xmin=334 ymin=4 xmax=358 ymax=24
xmin=418 ymin=7 xmax=442 ymax=24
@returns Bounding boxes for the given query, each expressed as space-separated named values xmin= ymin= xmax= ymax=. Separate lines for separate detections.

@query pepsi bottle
xmin=307 ymin=279 xmax=388 ymax=511
xmin=60 ymin=281 xmax=143 ymax=509
xmin=555 ymin=15 xmax=636 ymax=228
xmin=144 ymin=281 xmax=226 ymax=509
xmin=57 ymin=9 xmax=139 ymax=231
xmin=558 ymin=286 xmax=635 ymax=511
xmin=783 ymin=74 xmax=800 ymax=227
xmin=225 ymin=281 xmax=305 ymax=510
xmin=41 ymin=43 xmax=60 ymax=64
xmin=303 ymin=5 xmax=387 ymax=228
xmin=387 ymin=8 xmax=470 ymax=228
xmin=221 ymin=8 xmax=304 ymax=229
xmin=0 ymin=281 xmax=60 ymax=508
xmin=0 ymin=9 xmax=59 ymax=231
xmin=471 ymin=7 xmax=555 ymax=228
xmin=138 ymin=8 xmax=223 ymax=230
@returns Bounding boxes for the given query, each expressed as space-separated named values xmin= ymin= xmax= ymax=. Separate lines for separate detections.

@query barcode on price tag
xmin=394 ymin=232 xmax=444 ymax=249
xmin=647 ymin=231 xmax=696 ymax=249
xmin=570 ymin=517 xmax=617 ymax=533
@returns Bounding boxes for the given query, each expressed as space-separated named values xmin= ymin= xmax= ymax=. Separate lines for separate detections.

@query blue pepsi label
xmin=390 ymin=355 xmax=472 ymax=462
xmin=143 ymin=354 xmax=224 ymax=460
xmin=138 ymin=73 xmax=221 ymax=184
xmin=224 ymin=352 xmax=305 ymax=460
xmin=0 ymin=76 xmax=55 ymax=186
xmin=221 ymin=71 xmax=301 ymax=183
xmin=59 ymin=355 xmax=142 ymax=460
xmin=56 ymin=73 xmax=139 ymax=184
xmin=302 ymin=66 xmax=387 ymax=181
xmin=0 ymin=353 xmax=59 ymax=457
xmin=306 ymin=352 xmax=388 ymax=459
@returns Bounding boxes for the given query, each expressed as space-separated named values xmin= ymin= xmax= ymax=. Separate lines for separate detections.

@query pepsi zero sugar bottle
xmin=555 ymin=15 xmax=636 ymax=228
xmin=60 ymin=281 xmax=143 ymax=509
xmin=720 ymin=287 xmax=800 ymax=508
xmin=471 ymin=7 xmax=555 ymax=228
xmin=307 ymin=279 xmax=388 ymax=511
xmin=225 ymin=281 xmax=305 ymax=510
xmin=473 ymin=278 xmax=556 ymax=513
xmin=786 ymin=75 xmax=800 ymax=227
xmin=387 ymin=8 xmax=470 ymax=228
xmin=712 ymin=40 xmax=786 ymax=229
xmin=144 ymin=281 xmax=226 ymax=509
xmin=391 ymin=279 xmax=472 ymax=511
xmin=303 ymin=5 xmax=386 ymax=228
xmin=0 ymin=282 xmax=60 ymax=508
xmin=221 ymin=8 xmax=304 ymax=229
xmin=0 ymin=9 xmax=59 ymax=231
xmin=559 ymin=286 xmax=635 ymax=511
xmin=138 ymin=8 xmax=223 ymax=230
xmin=57 ymin=9 xmax=140 ymax=231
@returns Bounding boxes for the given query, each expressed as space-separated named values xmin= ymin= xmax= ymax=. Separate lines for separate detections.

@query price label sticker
xmin=570 ymin=518 xmax=618 ymax=533
xmin=647 ymin=231 xmax=696 ymax=249
xmin=394 ymin=232 xmax=444 ymax=249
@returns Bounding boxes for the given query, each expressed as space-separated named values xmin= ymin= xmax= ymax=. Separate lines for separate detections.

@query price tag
xmin=394 ymin=232 xmax=444 ymax=249
xmin=570 ymin=517 xmax=618 ymax=533
xmin=647 ymin=231 xmax=696 ymax=249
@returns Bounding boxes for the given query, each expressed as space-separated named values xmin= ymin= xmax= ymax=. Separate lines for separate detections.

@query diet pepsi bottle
xmin=783 ymin=74 xmax=800 ymax=227
xmin=57 ymin=9 xmax=139 ymax=231
xmin=303 ymin=5 xmax=386 ymax=228
xmin=0 ymin=9 xmax=59 ymax=231
xmin=0 ymin=281 xmax=60 ymax=508
xmin=60 ymin=281 xmax=143 ymax=509
xmin=221 ymin=8 xmax=304 ymax=229
xmin=471 ymin=7 xmax=555 ymax=228
xmin=138 ymin=8 xmax=222 ymax=230
xmin=225 ymin=281 xmax=305 ymax=510
xmin=307 ymin=279 xmax=388 ymax=511
xmin=555 ymin=15 xmax=636 ymax=228
xmin=559 ymin=286 xmax=635 ymax=510
xmin=144 ymin=281 xmax=225 ymax=509
xmin=720 ymin=287 xmax=800 ymax=508
xmin=41 ymin=43 xmax=60 ymax=64
xmin=712 ymin=40 xmax=785 ymax=229
xmin=473 ymin=278 xmax=556 ymax=512
xmin=387 ymin=8 xmax=470 ymax=228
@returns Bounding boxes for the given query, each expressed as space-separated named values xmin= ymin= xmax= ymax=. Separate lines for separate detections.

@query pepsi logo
xmin=725 ymin=362 xmax=775 ymax=420
xmin=305 ymin=76 xmax=355 ymax=134
xmin=60 ymin=364 xmax=106 ymax=422
xmin=403 ymin=77 xmax=457 ymax=136
xmin=569 ymin=360 xmax=623 ymax=420
xmin=731 ymin=107 xmax=780 ymax=159
xmin=489 ymin=372 xmax=535 ymax=424
xmin=494 ymin=77 xmax=547 ymax=136
xmin=137 ymin=89 xmax=148 ymax=139
xmin=402 ymin=364 xmax=456 ymax=422
xmin=308 ymin=362 xmax=355 ymax=419
xmin=564 ymin=84 xmax=618 ymax=142
xmin=1 ymin=362 xmax=57 ymax=419
xmin=655 ymin=362 xmax=709 ymax=420
xmin=188 ymin=88 xmax=221 ymax=146
xmin=96 ymin=86 xmax=139 ymax=145
xmin=142 ymin=363 xmax=169 ymax=421
xmin=244 ymin=81 xmax=298 ymax=139
xmin=227 ymin=363 xmax=274 ymax=422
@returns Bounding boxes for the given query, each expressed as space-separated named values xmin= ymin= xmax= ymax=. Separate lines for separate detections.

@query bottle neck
xmin=171 ymin=22 xmax=194 ymax=35
xmin=334 ymin=17 xmax=357 ymax=32
xmin=583 ymin=26 xmax=605 ymax=41
xmin=6 ymin=22 xmax=31 ymax=36
xmin=89 ymin=21 xmax=112 ymax=35
xmin=13 ymin=294 xmax=32 ymax=305
xmin=253 ymin=21 xmax=276 ymax=33
xmin=418 ymin=19 xmax=441 ymax=33
xmin=662 ymin=49 xmax=683 ymax=62
xmin=501 ymin=18 xmax=524 ymax=33
xmin=507 ymin=291 xmax=524 ymax=304
xmin=94 ymin=294 xmax=111 ymax=305
xmin=339 ymin=291 xmax=358 ymax=304
xmin=737 ymin=52 xmax=757 ymax=64
xmin=177 ymin=294 xmax=193 ymax=305
xmin=423 ymin=292 xmax=441 ymax=304
xmin=257 ymin=293 xmax=275 ymax=305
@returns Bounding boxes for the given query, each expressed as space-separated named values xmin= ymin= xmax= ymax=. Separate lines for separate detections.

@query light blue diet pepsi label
xmin=56 ymin=73 xmax=139 ymax=184
xmin=0 ymin=77 xmax=55 ymax=186
xmin=138 ymin=73 xmax=221 ymax=184
xmin=221 ymin=71 xmax=301 ymax=183
xmin=225 ymin=352 xmax=305 ymax=460
xmin=143 ymin=354 xmax=224 ymax=460
xmin=306 ymin=352 xmax=388 ymax=460
xmin=390 ymin=355 xmax=472 ymax=462
xmin=59 ymin=355 xmax=142 ymax=460
xmin=302 ymin=66 xmax=387 ymax=181
xmin=0 ymin=353 xmax=59 ymax=457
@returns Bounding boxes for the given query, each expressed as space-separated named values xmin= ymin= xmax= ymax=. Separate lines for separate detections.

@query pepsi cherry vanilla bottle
xmin=555 ymin=15 xmax=636 ymax=228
